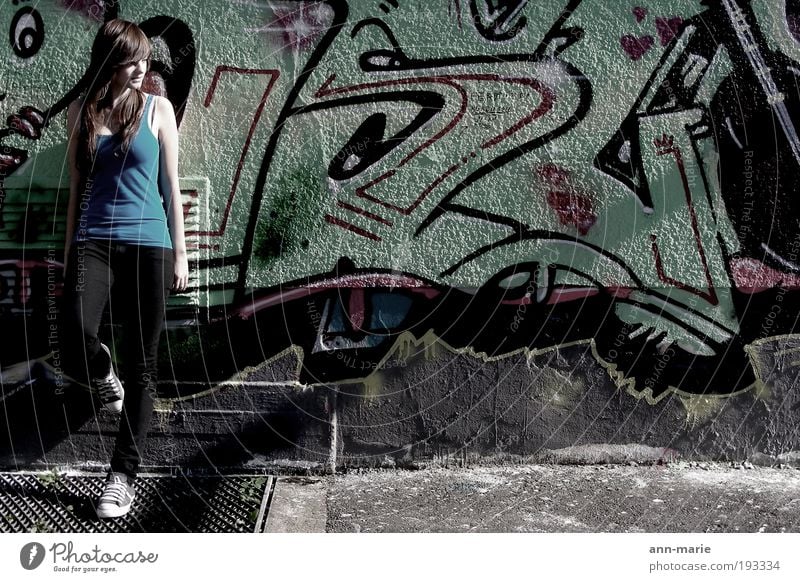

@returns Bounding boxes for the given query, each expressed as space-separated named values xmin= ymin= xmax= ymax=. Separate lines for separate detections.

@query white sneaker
xmin=96 ymin=472 xmax=135 ymax=519
xmin=91 ymin=344 xmax=124 ymax=413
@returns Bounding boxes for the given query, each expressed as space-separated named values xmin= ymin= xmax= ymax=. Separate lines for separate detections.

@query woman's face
xmin=111 ymin=57 xmax=149 ymax=92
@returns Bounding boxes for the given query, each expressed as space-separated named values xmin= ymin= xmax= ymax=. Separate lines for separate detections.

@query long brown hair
xmin=79 ymin=19 xmax=151 ymax=172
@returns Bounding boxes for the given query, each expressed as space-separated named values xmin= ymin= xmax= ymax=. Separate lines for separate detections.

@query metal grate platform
xmin=0 ymin=472 xmax=275 ymax=533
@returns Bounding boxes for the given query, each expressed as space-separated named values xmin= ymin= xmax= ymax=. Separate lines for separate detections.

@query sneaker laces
xmin=100 ymin=476 xmax=131 ymax=505
xmin=94 ymin=374 xmax=121 ymax=402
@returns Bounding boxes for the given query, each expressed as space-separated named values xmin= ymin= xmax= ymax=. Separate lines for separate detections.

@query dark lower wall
xmin=337 ymin=336 xmax=800 ymax=466
xmin=3 ymin=332 xmax=798 ymax=471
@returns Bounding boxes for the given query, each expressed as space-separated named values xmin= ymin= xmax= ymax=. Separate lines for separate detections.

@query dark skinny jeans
xmin=60 ymin=239 xmax=173 ymax=480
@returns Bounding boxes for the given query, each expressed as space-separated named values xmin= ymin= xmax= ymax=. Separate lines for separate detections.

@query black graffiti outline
xmin=237 ymin=0 xmax=348 ymax=302
xmin=468 ymin=0 xmax=529 ymax=42
xmin=439 ymin=223 xmax=738 ymax=337
xmin=593 ymin=9 xmax=712 ymax=212
xmin=137 ymin=16 xmax=197 ymax=127
xmin=352 ymin=8 xmax=582 ymax=73
xmin=0 ymin=4 xmax=120 ymax=226
xmin=708 ymin=0 xmax=800 ymax=273
xmin=9 ymin=6 xmax=44 ymax=59
xmin=289 ymin=91 xmax=446 ymax=182
xmin=236 ymin=0 xmax=591 ymax=298
xmin=410 ymin=0 xmax=590 ymax=235
xmin=207 ymin=0 xmax=779 ymax=397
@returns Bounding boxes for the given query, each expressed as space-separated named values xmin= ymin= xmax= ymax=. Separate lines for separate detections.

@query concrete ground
xmin=265 ymin=463 xmax=800 ymax=533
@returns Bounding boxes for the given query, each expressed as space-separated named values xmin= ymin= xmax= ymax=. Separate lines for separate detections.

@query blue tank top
xmin=76 ymin=94 xmax=172 ymax=248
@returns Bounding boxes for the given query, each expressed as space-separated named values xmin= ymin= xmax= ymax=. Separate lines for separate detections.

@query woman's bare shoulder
xmin=67 ymin=95 xmax=84 ymax=112
xmin=152 ymin=95 xmax=177 ymax=134
xmin=66 ymin=96 xmax=85 ymax=131
xmin=151 ymin=94 xmax=175 ymax=113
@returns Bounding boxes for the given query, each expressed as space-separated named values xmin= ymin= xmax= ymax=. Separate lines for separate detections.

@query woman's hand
xmin=173 ymin=249 xmax=189 ymax=292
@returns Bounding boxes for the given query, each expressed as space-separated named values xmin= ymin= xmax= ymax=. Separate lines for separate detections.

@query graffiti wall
xmin=2 ymin=0 xmax=800 ymax=468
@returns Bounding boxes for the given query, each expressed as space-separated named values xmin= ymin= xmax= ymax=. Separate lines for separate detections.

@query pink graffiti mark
xmin=196 ymin=66 xmax=280 ymax=239
xmin=621 ymin=35 xmax=655 ymax=61
xmin=58 ymin=0 xmax=105 ymax=22
xmin=546 ymin=287 xmax=599 ymax=304
xmin=315 ymin=74 xmax=469 ymax=170
xmin=142 ymin=71 xmax=167 ymax=97
xmin=650 ymin=134 xmax=718 ymax=306
xmin=7 ymin=107 xmax=43 ymax=140
xmin=547 ymin=192 xmax=595 ymax=235
xmin=0 ymin=260 xmax=57 ymax=306
xmin=537 ymin=164 xmax=597 ymax=235
xmin=324 ymin=215 xmax=381 ymax=241
xmin=336 ymin=200 xmax=393 ymax=226
xmin=633 ymin=6 xmax=648 ymax=23
xmin=267 ymin=3 xmax=332 ymax=51
xmin=316 ymin=74 xmax=554 ymax=220
xmin=182 ymin=189 xmax=199 ymax=222
xmin=730 ymin=257 xmax=800 ymax=293
xmin=655 ymin=16 xmax=684 ymax=46
xmin=608 ymin=286 xmax=635 ymax=299
xmin=499 ymin=286 xmax=637 ymax=306
xmin=347 ymin=288 xmax=365 ymax=330
xmin=233 ymin=274 xmax=436 ymax=320
xmin=451 ymin=0 xmax=464 ymax=29
xmin=0 ymin=106 xmax=45 ymax=178
xmin=0 ymin=148 xmax=26 ymax=177
xmin=233 ymin=287 xmax=314 ymax=320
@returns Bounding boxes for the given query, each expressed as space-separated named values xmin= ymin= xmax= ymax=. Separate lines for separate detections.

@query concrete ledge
xmin=264 ymin=476 xmax=328 ymax=533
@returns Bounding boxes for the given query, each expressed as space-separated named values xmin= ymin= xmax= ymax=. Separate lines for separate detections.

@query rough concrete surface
xmin=265 ymin=476 xmax=327 ymax=533
xmin=324 ymin=464 xmax=800 ymax=533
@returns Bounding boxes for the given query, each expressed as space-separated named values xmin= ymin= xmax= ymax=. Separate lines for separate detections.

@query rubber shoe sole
xmin=96 ymin=497 xmax=134 ymax=519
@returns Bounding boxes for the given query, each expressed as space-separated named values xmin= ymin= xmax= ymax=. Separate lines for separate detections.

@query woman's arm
xmin=156 ymin=95 xmax=188 ymax=292
xmin=64 ymin=100 xmax=83 ymax=275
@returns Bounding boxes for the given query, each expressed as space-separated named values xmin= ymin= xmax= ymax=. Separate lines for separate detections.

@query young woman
xmin=62 ymin=19 xmax=188 ymax=519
